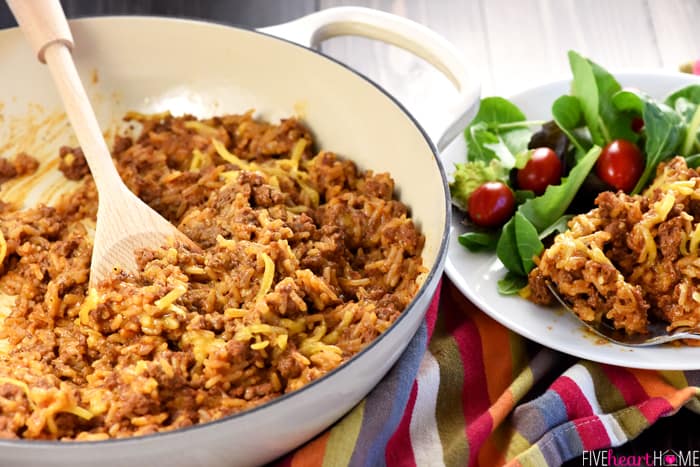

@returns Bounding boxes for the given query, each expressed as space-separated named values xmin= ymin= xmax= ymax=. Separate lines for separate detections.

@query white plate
xmin=442 ymin=70 xmax=700 ymax=370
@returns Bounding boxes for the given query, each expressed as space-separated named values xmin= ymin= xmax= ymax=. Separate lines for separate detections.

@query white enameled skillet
xmin=0 ymin=8 xmax=478 ymax=466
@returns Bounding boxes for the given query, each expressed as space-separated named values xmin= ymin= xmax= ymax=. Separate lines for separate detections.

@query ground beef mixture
xmin=0 ymin=152 xmax=39 ymax=184
xmin=0 ymin=111 xmax=425 ymax=440
xmin=529 ymin=157 xmax=700 ymax=336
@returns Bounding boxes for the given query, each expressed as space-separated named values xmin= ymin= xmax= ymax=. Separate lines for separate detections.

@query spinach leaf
xmin=466 ymin=122 xmax=501 ymax=163
xmin=496 ymin=212 xmax=544 ymax=278
xmin=551 ymin=95 xmax=587 ymax=153
xmin=589 ymin=60 xmax=638 ymax=144
xmin=567 ymin=51 xmax=637 ymax=146
xmin=496 ymin=218 xmax=525 ymax=276
xmin=464 ymin=97 xmax=534 ymax=167
xmin=497 ymin=272 xmax=528 ymax=295
xmin=538 ymin=215 xmax=574 ymax=240
xmin=612 ymin=88 xmax=683 ymax=193
xmin=665 ymin=84 xmax=700 ymax=107
xmin=519 ymin=146 xmax=602 ymax=231
xmin=611 ymin=88 xmax=644 ymax=114
xmin=685 ymin=153 xmax=700 ymax=168
xmin=643 ymin=102 xmax=684 ymax=163
xmin=498 ymin=126 xmax=533 ymax=160
xmin=633 ymin=99 xmax=684 ymax=193
xmin=484 ymin=139 xmax=526 ymax=167
xmin=458 ymin=231 xmax=500 ymax=252
xmin=514 ymin=212 xmax=544 ymax=273
xmin=472 ymin=96 xmax=527 ymax=125
xmin=665 ymin=85 xmax=700 ymax=155
xmin=676 ymin=100 xmax=700 ymax=155
xmin=568 ymin=51 xmax=604 ymax=146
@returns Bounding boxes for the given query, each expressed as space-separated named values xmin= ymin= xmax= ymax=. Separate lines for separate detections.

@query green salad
xmin=450 ymin=50 xmax=700 ymax=294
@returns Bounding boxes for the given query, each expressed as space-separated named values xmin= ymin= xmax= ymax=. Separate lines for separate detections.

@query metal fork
xmin=546 ymin=283 xmax=700 ymax=347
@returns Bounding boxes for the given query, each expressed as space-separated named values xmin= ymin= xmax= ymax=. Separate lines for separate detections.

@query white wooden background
xmin=318 ymin=0 xmax=700 ymax=128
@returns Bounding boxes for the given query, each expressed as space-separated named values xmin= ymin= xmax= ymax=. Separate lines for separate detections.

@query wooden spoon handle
xmin=7 ymin=0 xmax=124 ymax=193
xmin=6 ymin=0 xmax=74 ymax=63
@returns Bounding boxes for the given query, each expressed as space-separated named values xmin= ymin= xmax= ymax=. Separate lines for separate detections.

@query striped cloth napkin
xmin=272 ymin=279 xmax=700 ymax=467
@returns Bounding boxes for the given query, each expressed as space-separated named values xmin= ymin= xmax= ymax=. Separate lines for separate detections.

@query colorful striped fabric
xmin=273 ymin=279 xmax=700 ymax=466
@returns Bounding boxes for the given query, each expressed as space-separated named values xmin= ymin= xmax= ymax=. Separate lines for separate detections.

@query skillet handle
xmin=259 ymin=6 xmax=479 ymax=152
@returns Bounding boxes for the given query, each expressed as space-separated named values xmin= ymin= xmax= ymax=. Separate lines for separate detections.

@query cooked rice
xmin=0 ymin=111 xmax=425 ymax=440
xmin=529 ymin=156 xmax=700 ymax=336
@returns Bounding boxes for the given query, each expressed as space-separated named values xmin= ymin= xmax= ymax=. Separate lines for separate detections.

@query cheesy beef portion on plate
xmin=529 ymin=157 xmax=700 ymax=336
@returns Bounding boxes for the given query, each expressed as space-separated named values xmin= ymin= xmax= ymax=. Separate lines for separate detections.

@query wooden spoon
xmin=8 ymin=0 xmax=197 ymax=287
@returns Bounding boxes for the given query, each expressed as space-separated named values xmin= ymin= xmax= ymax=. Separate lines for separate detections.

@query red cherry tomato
xmin=595 ymin=139 xmax=644 ymax=192
xmin=468 ymin=181 xmax=516 ymax=228
xmin=516 ymin=147 xmax=562 ymax=195
xmin=631 ymin=117 xmax=644 ymax=133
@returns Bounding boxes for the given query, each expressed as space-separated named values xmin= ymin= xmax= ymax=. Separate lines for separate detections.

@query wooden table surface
xmin=1 ymin=0 xmax=699 ymax=465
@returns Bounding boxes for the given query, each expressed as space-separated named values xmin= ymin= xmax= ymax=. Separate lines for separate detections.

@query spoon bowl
xmin=8 ymin=0 xmax=197 ymax=287
xmin=546 ymin=282 xmax=700 ymax=347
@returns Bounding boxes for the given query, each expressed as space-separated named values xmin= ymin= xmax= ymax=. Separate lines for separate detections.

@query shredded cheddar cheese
xmin=255 ymin=251 xmax=275 ymax=302
xmin=0 ymin=228 xmax=6 ymax=265
xmin=154 ymin=284 xmax=187 ymax=310
xmin=212 ymin=138 xmax=249 ymax=169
